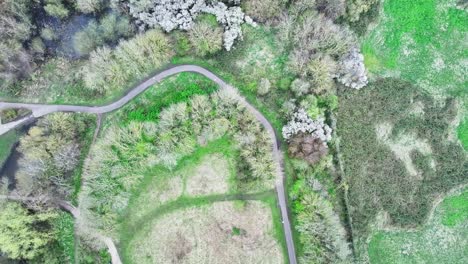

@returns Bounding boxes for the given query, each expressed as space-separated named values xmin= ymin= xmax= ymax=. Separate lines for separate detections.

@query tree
xmin=288 ymin=133 xmax=329 ymax=164
xmin=0 ymin=0 xmax=33 ymax=91
xmin=73 ymin=13 xmax=134 ymax=56
xmin=346 ymin=0 xmax=378 ymax=22
xmin=315 ymin=0 xmax=346 ymax=20
xmin=244 ymin=0 xmax=285 ymax=23
xmin=81 ymin=30 xmax=172 ymax=94
xmin=257 ymin=78 xmax=271 ymax=96
xmin=188 ymin=21 xmax=223 ymax=57
xmin=336 ymin=48 xmax=368 ymax=89
xmin=76 ymin=0 xmax=103 ymax=13
xmin=0 ymin=202 xmax=57 ymax=260
xmin=44 ymin=0 xmax=69 ymax=19
xmin=307 ymin=55 xmax=337 ymax=94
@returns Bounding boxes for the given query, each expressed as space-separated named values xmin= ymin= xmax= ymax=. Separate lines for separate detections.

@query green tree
xmin=0 ymin=202 xmax=57 ymax=260
xmin=188 ymin=21 xmax=223 ymax=57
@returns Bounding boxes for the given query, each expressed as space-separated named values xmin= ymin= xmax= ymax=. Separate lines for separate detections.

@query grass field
xmin=362 ymin=0 xmax=467 ymax=98
xmin=368 ymin=188 xmax=468 ymax=264
xmin=125 ymin=201 xmax=284 ymax=264
xmin=119 ymin=139 xmax=286 ymax=263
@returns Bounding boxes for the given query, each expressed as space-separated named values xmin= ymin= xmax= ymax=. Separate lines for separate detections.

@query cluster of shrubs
xmin=79 ymin=89 xmax=276 ymax=236
xmin=289 ymin=158 xmax=352 ymax=263
xmin=0 ymin=113 xmax=93 ymax=262
xmin=81 ymin=29 xmax=173 ymax=95
xmin=11 ymin=113 xmax=92 ymax=209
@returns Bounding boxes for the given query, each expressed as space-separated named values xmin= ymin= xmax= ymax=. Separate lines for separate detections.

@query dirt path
xmin=0 ymin=65 xmax=297 ymax=264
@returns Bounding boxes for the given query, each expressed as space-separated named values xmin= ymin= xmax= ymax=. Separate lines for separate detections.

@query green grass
xmin=0 ymin=130 xmax=18 ymax=168
xmin=119 ymin=72 xmax=219 ymax=123
xmin=362 ymin=0 xmax=468 ymax=98
xmin=441 ymin=189 xmax=468 ymax=227
xmin=53 ymin=212 xmax=75 ymax=263
xmin=457 ymin=119 xmax=468 ymax=150
xmin=368 ymin=189 xmax=468 ymax=264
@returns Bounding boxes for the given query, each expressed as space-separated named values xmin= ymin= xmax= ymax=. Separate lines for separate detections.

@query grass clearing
xmin=362 ymin=0 xmax=468 ymax=98
xmin=125 ymin=201 xmax=284 ymax=264
xmin=368 ymin=188 xmax=468 ymax=264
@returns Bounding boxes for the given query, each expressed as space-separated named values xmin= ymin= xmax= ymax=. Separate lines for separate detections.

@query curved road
xmin=0 ymin=65 xmax=297 ymax=264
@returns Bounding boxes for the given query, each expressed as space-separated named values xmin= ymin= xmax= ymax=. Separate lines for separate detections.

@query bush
xmin=188 ymin=21 xmax=223 ymax=57
xmin=41 ymin=27 xmax=56 ymax=41
xmin=244 ymin=0 xmax=285 ymax=23
xmin=0 ymin=202 xmax=58 ymax=260
xmin=257 ymin=78 xmax=271 ymax=96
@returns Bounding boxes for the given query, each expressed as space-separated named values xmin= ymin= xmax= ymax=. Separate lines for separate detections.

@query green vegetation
xmin=458 ymin=119 xmax=468 ymax=150
xmin=0 ymin=201 xmax=58 ymax=260
xmin=368 ymin=189 xmax=468 ymax=264
xmin=0 ymin=130 xmax=18 ymax=168
xmin=53 ymin=212 xmax=75 ymax=263
xmin=337 ymin=78 xmax=467 ymax=246
xmin=79 ymin=73 xmax=278 ymax=245
xmin=441 ymin=189 xmax=468 ymax=227
xmin=288 ymin=157 xmax=352 ymax=263
xmin=120 ymin=72 xmax=218 ymax=123
xmin=73 ymin=13 xmax=134 ymax=56
xmin=362 ymin=0 xmax=468 ymax=97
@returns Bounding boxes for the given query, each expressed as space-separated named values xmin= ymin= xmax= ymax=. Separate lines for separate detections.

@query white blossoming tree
xmin=336 ymin=48 xmax=368 ymax=89
xmin=118 ymin=0 xmax=256 ymax=50
xmin=282 ymin=108 xmax=332 ymax=142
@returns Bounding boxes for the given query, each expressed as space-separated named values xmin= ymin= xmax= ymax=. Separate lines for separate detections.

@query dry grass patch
xmin=185 ymin=154 xmax=231 ymax=196
xmin=127 ymin=201 xmax=284 ymax=264
xmin=130 ymin=176 xmax=184 ymax=220
xmin=128 ymin=153 xmax=232 ymax=220
xmin=376 ymin=122 xmax=435 ymax=179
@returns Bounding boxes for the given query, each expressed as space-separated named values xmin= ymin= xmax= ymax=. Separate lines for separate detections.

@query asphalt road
xmin=0 ymin=65 xmax=297 ymax=264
